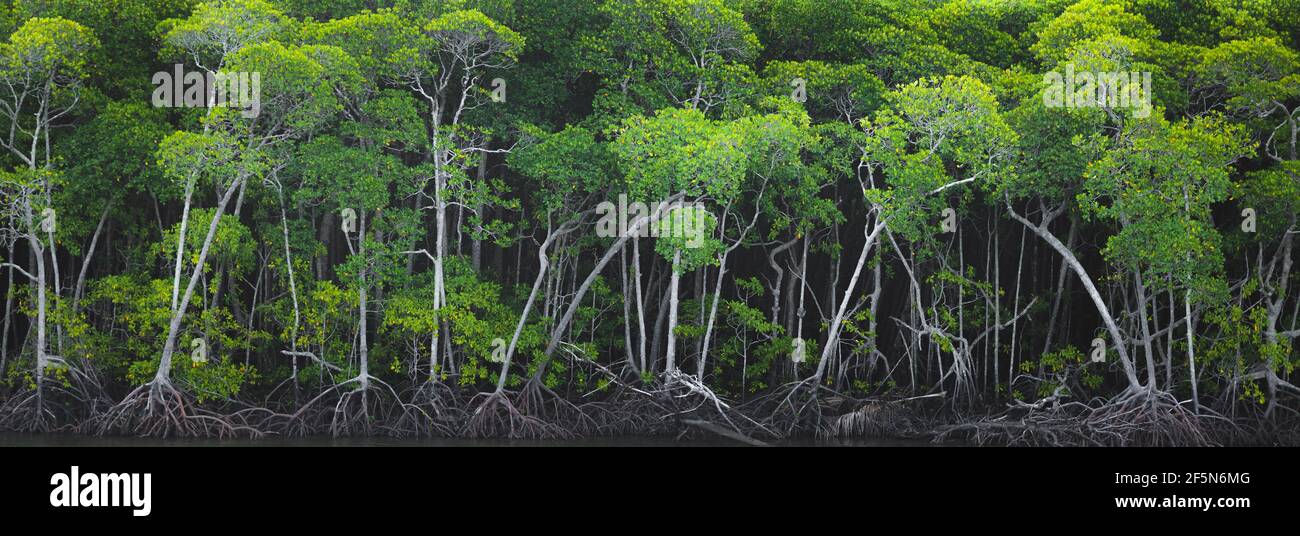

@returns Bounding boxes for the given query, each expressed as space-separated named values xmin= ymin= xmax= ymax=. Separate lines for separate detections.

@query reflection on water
xmin=0 ymin=433 xmax=938 ymax=447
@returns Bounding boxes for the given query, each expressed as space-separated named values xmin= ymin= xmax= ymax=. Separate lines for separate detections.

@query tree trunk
xmin=170 ymin=178 xmax=196 ymax=313
xmin=633 ymin=236 xmax=648 ymax=372
xmin=664 ymin=249 xmax=682 ymax=376
xmin=698 ymin=249 xmax=728 ymax=378
xmin=72 ymin=204 xmax=110 ymax=310
xmin=357 ymin=212 xmax=370 ymax=388
xmin=1132 ymin=269 xmax=1158 ymax=389
xmin=1 ymin=241 xmax=13 ymax=374
xmin=532 ymin=194 xmax=684 ymax=381
xmin=276 ymin=188 xmax=301 ymax=398
xmin=814 ymin=219 xmax=887 ymax=385
xmin=154 ymin=176 xmax=243 ymax=386
xmin=1042 ymin=218 xmax=1077 ymax=354
xmin=1006 ymin=202 xmax=1141 ymax=390
xmin=1185 ymin=290 xmax=1199 ymax=414
xmin=494 ymin=222 xmax=570 ymax=392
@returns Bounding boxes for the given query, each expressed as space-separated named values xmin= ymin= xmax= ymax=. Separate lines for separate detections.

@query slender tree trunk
xmin=1166 ymin=290 xmax=1174 ymax=388
xmin=766 ymin=239 xmax=797 ymax=328
xmin=814 ymin=218 xmax=887 ymax=385
xmin=277 ymin=190 xmax=302 ymax=399
xmin=26 ymin=211 xmax=49 ymax=410
xmin=993 ymin=225 xmax=1001 ymax=393
xmin=72 ymin=204 xmax=110 ymax=310
xmin=494 ymin=222 xmax=569 ymax=393
xmin=1042 ymin=218 xmax=1077 ymax=354
xmin=651 ymin=284 xmax=669 ymax=372
xmin=154 ymin=176 xmax=243 ymax=387
xmin=171 ymin=178 xmax=196 ymax=313
xmin=794 ymin=235 xmax=809 ymax=372
xmin=531 ymin=194 xmax=684 ymax=381
xmin=1006 ymin=203 xmax=1141 ymax=390
xmin=620 ymin=244 xmax=636 ymax=373
xmin=698 ymin=249 xmax=728 ymax=378
xmin=1010 ymin=222 xmax=1026 ymax=388
xmin=664 ymin=249 xmax=682 ymax=376
xmin=1 ymin=241 xmax=13 ymax=374
xmin=357 ymin=212 xmax=370 ymax=388
xmin=633 ymin=236 xmax=648 ymax=373
xmin=1185 ymin=290 xmax=1199 ymax=414
xmin=46 ymin=203 xmax=62 ymax=355
xmin=431 ymin=169 xmax=447 ymax=379
xmin=472 ymin=152 xmax=487 ymax=272
xmin=1133 ymin=269 xmax=1158 ymax=389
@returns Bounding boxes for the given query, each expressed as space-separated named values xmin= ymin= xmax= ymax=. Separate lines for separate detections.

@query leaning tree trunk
xmin=814 ymin=219 xmax=886 ymax=385
xmin=493 ymin=221 xmax=572 ymax=393
xmin=170 ymin=177 xmax=196 ymax=313
xmin=72 ymin=204 xmax=110 ymax=311
xmin=531 ymin=194 xmax=685 ymax=382
xmin=697 ymin=248 xmax=729 ymax=378
xmin=1007 ymin=202 xmax=1141 ymax=390
xmin=154 ymin=176 xmax=243 ymax=387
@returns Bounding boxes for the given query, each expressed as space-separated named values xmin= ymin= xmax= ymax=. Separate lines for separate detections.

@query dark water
xmin=0 ymin=432 xmax=936 ymax=447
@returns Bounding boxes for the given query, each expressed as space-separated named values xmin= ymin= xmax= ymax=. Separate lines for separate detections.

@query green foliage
xmin=4 ymin=0 xmax=1300 ymax=428
xmin=864 ymin=75 xmax=1017 ymax=240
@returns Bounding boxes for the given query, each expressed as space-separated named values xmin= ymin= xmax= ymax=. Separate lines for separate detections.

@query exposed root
xmin=933 ymin=388 xmax=1247 ymax=446
xmin=90 ymin=380 xmax=261 ymax=438
xmin=579 ymin=390 xmax=671 ymax=436
xmin=0 ymin=360 xmax=106 ymax=432
xmin=657 ymin=371 xmax=777 ymax=441
xmin=270 ymin=375 xmax=426 ymax=438
xmin=745 ymin=377 xmax=837 ymax=437
xmin=0 ymin=388 xmax=57 ymax=432
xmin=821 ymin=399 xmax=922 ymax=439
xmin=509 ymin=378 xmax=598 ymax=436
xmin=396 ymin=381 xmax=463 ymax=437
xmin=464 ymin=390 xmax=569 ymax=439
xmin=5 ymin=358 xmax=1282 ymax=444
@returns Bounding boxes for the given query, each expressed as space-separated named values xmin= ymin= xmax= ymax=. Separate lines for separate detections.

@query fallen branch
xmin=682 ymin=419 xmax=769 ymax=447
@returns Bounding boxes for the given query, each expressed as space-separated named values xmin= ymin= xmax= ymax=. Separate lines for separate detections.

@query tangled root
xmin=820 ymin=399 xmax=922 ymax=439
xmin=395 ymin=381 xmax=463 ymax=437
xmin=464 ymin=390 xmax=570 ymax=439
xmin=272 ymin=375 xmax=426 ymax=438
xmin=652 ymin=371 xmax=776 ymax=441
xmin=580 ymin=389 xmax=671 ymax=436
xmin=0 ymin=362 xmax=108 ymax=432
xmin=90 ymin=380 xmax=261 ymax=438
xmin=0 ymin=388 xmax=58 ymax=432
xmin=507 ymin=379 xmax=598 ymax=436
xmin=933 ymin=388 xmax=1245 ymax=446
xmin=745 ymin=378 xmax=836 ymax=437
